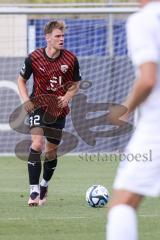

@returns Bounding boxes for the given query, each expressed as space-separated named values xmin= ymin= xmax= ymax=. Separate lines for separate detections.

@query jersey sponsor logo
xmin=47 ymin=76 xmax=62 ymax=92
xmin=39 ymin=67 xmax=45 ymax=72
xmin=61 ymin=65 xmax=68 ymax=73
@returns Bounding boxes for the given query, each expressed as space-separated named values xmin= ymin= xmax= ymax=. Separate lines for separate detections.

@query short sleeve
xmin=20 ymin=55 xmax=33 ymax=80
xmin=126 ymin=13 xmax=159 ymax=66
xmin=73 ymin=57 xmax=82 ymax=82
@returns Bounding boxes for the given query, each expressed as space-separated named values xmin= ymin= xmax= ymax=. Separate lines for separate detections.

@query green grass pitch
xmin=0 ymin=156 xmax=159 ymax=240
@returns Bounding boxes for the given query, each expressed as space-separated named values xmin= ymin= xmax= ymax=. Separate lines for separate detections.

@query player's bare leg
xmin=39 ymin=142 xmax=58 ymax=206
xmin=109 ymin=190 xmax=143 ymax=209
xmin=106 ymin=189 xmax=143 ymax=240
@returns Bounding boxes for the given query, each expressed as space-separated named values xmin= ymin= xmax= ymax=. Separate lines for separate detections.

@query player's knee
xmin=109 ymin=192 xmax=143 ymax=210
xmin=123 ymin=195 xmax=143 ymax=209
xmin=31 ymin=142 xmax=43 ymax=152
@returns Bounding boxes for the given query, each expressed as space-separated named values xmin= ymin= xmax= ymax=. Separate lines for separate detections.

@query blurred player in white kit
xmin=106 ymin=1 xmax=160 ymax=239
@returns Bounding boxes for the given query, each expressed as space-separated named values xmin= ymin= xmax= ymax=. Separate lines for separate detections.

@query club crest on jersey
xmin=61 ymin=65 xmax=68 ymax=73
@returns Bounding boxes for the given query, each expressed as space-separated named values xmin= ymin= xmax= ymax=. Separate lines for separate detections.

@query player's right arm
xmin=18 ymin=55 xmax=34 ymax=113
xmin=123 ymin=13 xmax=158 ymax=114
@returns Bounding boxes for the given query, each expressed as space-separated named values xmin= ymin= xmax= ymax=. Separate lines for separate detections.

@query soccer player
xmin=18 ymin=20 xmax=81 ymax=206
xmin=106 ymin=0 xmax=160 ymax=239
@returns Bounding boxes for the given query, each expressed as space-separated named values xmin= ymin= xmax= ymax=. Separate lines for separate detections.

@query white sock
xmin=30 ymin=185 xmax=39 ymax=194
xmin=40 ymin=178 xmax=48 ymax=187
xmin=106 ymin=204 xmax=137 ymax=240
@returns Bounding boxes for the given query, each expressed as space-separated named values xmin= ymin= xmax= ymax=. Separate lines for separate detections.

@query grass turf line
xmin=0 ymin=156 xmax=159 ymax=240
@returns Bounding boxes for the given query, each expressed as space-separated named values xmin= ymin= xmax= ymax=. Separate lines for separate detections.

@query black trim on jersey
xmin=20 ymin=55 xmax=33 ymax=80
xmin=43 ymin=47 xmax=62 ymax=62
xmin=73 ymin=57 xmax=81 ymax=82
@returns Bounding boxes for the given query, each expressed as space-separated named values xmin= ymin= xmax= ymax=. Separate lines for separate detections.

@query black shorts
xmin=29 ymin=108 xmax=66 ymax=145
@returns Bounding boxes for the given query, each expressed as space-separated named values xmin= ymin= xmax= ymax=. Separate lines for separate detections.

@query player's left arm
xmin=122 ymin=14 xmax=159 ymax=116
xmin=123 ymin=62 xmax=157 ymax=114
xmin=58 ymin=57 xmax=81 ymax=108
xmin=108 ymin=63 xmax=157 ymax=124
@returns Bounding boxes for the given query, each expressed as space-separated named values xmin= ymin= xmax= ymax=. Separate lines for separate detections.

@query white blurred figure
xmin=106 ymin=1 xmax=160 ymax=239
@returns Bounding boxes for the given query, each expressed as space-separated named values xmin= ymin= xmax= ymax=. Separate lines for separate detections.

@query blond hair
xmin=44 ymin=20 xmax=66 ymax=35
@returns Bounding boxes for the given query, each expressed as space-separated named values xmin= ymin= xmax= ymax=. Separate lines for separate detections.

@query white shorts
xmin=113 ymin=121 xmax=160 ymax=197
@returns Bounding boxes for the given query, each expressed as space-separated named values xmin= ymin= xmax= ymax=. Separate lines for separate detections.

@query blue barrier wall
xmin=28 ymin=19 xmax=127 ymax=56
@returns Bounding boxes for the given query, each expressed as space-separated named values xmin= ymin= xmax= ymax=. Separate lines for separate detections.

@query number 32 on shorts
xmin=29 ymin=115 xmax=40 ymax=127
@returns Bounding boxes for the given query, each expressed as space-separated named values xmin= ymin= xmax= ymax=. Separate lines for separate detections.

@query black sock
xmin=43 ymin=158 xmax=57 ymax=182
xmin=28 ymin=148 xmax=42 ymax=185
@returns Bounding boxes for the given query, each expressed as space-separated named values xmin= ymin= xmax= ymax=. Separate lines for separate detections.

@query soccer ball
xmin=86 ymin=185 xmax=109 ymax=208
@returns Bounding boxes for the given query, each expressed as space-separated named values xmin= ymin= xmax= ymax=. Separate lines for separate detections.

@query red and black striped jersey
xmin=20 ymin=48 xmax=81 ymax=117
